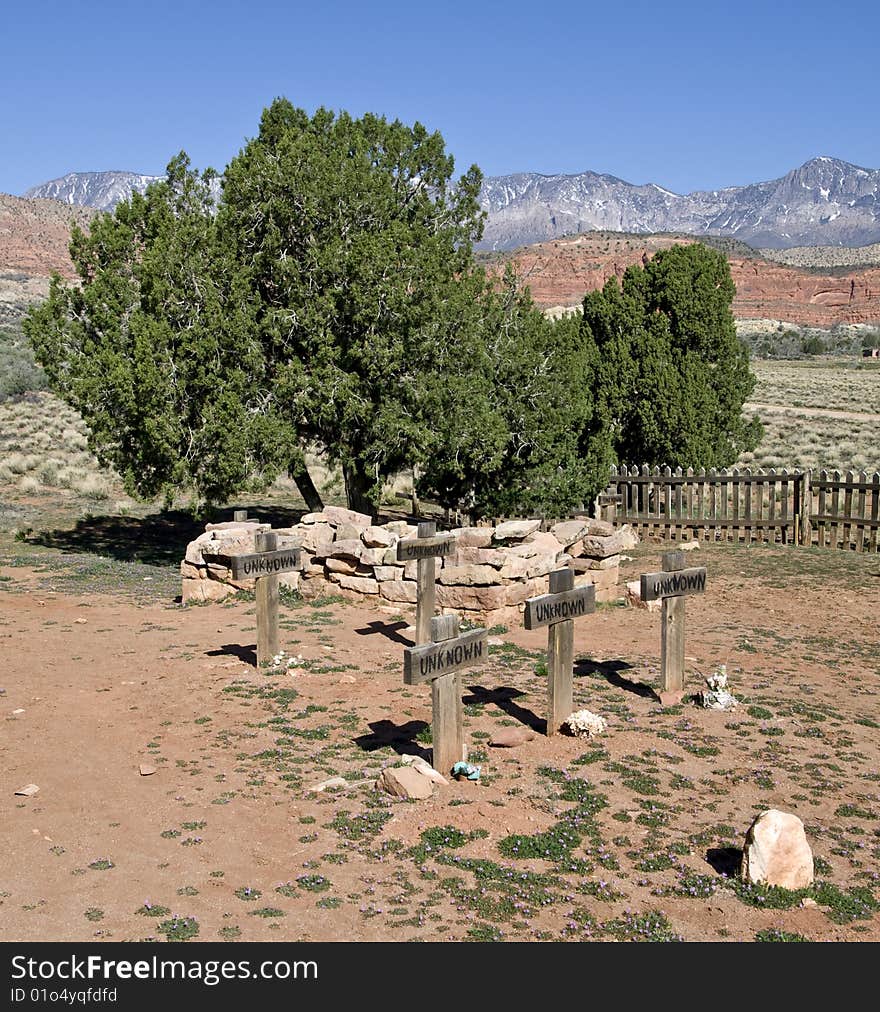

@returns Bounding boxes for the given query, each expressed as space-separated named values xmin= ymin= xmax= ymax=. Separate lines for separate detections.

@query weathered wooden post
xmin=223 ymin=533 xmax=302 ymax=669
xmin=524 ymin=568 xmax=596 ymax=735
xmin=396 ymin=521 xmax=456 ymax=645
xmin=640 ymin=550 xmax=707 ymax=700
xmin=403 ymin=614 xmax=488 ymax=775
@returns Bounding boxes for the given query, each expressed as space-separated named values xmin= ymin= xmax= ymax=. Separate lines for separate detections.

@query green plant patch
xmin=136 ymin=903 xmax=171 ymax=917
xmin=755 ymin=928 xmax=809 ymax=942
xmin=157 ymin=916 xmax=199 ymax=941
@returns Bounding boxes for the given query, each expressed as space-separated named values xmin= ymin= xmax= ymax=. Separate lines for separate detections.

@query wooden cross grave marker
xmin=403 ymin=614 xmax=488 ymax=775
xmin=396 ymin=520 xmax=456 ymax=644
xmin=640 ymin=550 xmax=707 ymax=699
xmin=524 ymin=568 xmax=596 ymax=735
xmin=222 ymin=531 xmax=302 ymax=670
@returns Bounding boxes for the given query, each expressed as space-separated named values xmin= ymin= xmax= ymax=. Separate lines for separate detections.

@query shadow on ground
xmin=575 ymin=657 xmax=659 ymax=701
xmin=706 ymin=847 xmax=742 ymax=876
xmin=463 ymin=685 xmax=547 ymax=734
xmin=354 ymin=719 xmax=432 ymax=761
xmin=354 ymin=620 xmax=414 ymax=647
xmin=207 ymin=643 xmax=257 ymax=667
xmin=27 ymin=506 xmax=308 ymax=568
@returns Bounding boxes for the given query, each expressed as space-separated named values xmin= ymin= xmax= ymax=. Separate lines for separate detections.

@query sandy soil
xmin=1 ymin=544 xmax=879 ymax=944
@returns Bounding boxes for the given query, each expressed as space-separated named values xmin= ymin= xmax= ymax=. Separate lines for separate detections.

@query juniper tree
xmin=24 ymin=154 xmax=292 ymax=507
xmin=579 ymin=243 xmax=761 ymax=475
xmin=219 ymin=100 xmax=486 ymax=516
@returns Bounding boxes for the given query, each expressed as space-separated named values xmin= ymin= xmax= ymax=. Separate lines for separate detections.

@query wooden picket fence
xmin=602 ymin=465 xmax=880 ymax=553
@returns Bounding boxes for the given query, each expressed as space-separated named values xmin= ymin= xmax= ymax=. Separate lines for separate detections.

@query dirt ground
xmin=1 ymin=538 xmax=879 ymax=943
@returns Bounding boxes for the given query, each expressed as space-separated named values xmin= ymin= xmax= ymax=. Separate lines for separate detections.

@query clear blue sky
xmin=3 ymin=0 xmax=878 ymax=196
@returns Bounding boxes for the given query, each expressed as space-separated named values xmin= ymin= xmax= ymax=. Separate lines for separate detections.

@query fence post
xmin=800 ymin=470 xmax=812 ymax=546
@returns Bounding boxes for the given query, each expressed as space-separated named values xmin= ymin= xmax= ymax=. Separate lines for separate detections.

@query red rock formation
xmin=0 ymin=194 xmax=95 ymax=279
xmin=494 ymin=235 xmax=880 ymax=327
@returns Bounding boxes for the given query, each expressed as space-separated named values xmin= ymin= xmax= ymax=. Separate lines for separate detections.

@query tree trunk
xmin=288 ymin=458 xmax=324 ymax=513
xmin=342 ymin=459 xmax=377 ymax=520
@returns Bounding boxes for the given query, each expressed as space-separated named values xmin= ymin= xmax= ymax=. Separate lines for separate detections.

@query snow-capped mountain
xmin=23 ymin=157 xmax=880 ymax=250
xmin=479 ymin=157 xmax=880 ymax=250
xmin=23 ymin=171 xmax=164 ymax=211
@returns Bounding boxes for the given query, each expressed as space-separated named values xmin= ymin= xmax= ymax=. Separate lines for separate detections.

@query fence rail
xmin=603 ymin=465 xmax=880 ymax=553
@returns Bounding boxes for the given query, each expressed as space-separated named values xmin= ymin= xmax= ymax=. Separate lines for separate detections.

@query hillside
xmin=488 ymin=233 xmax=880 ymax=327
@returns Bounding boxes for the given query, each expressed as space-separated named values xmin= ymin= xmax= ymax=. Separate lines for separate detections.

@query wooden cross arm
xmin=640 ymin=566 xmax=707 ymax=602
xmin=403 ymin=629 xmax=488 ymax=685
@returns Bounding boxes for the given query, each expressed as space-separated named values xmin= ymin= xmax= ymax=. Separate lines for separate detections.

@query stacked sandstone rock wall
xmin=180 ymin=507 xmax=638 ymax=624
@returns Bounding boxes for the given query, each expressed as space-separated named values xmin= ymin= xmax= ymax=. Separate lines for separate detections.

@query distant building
xmin=863 ymin=347 xmax=880 ymax=358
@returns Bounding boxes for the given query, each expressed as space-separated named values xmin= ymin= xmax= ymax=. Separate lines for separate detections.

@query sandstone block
xmin=326 ymin=556 xmax=362 ymax=575
xmin=525 ymin=555 xmax=563 ymax=579
xmin=438 ymin=564 xmax=502 ymax=586
xmin=336 ymin=522 xmax=361 ymax=541
xmin=299 ymin=576 xmax=333 ymax=599
xmin=494 ymin=519 xmax=541 ymax=541
xmin=589 ymin=554 xmax=621 ymax=570
xmin=582 ymin=530 xmax=633 ymax=558
xmin=323 ymin=506 xmax=373 ymax=528
xmin=586 ymin=518 xmax=616 ymax=537
xmin=450 ymin=526 xmax=494 ymax=548
xmin=400 ymin=754 xmax=449 ymax=785
xmin=185 ymin=531 xmax=217 ymax=564
xmin=300 ymin=522 xmax=334 ymax=553
xmin=574 ymin=567 xmax=618 ymax=591
xmin=377 ymin=766 xmax=434 ymax=800
xmin=436 ymin=584 xmax=508 ymax=611
xmin=331 ymin=574 xmax=379 ymax=595
xmin=374 ymin=565 xmax=404 ymax=582
xmin=550 ymin=519 xmax=590 ymax=547
xmin=742 ymin=810 xmax=814 ymax=890
xmin=329 ymin=538 xmax=362 ymax=559
xmin=361 ymin=526 xmax=396 ymax=548
xmin=498 ymin=556 xmax=530 ymax=580
xmin=182 ymin=578 xmax=232 ymax=605
xmin=379 ymin=580 xmax=418 ymax=603
xmin=447 ymin=547 xmax=506 ymax=567
xmin=180 ymin=560 xmax=203 ymax=580
xmin=359 ymin=547 xmax=386 ymax=566
xmin=624 ymin=579 xmax=660 ymax=612
xmin=507 ymin=531 xmax=564 ymax=559
xmin=300 ymin=512 xmax=328 ymax=524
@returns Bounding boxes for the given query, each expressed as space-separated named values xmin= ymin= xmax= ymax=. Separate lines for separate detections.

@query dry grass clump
xmin=742 ymin=357 xmax=880 ymax=473
xmin=0 ymin=392 xmax=120 ymax=500
xmin=749 ymin=358 xmax=880 ymax=412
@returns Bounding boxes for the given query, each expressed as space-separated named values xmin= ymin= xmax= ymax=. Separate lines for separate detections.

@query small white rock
xmin=309 ymin=776 xmax=348 ymax=793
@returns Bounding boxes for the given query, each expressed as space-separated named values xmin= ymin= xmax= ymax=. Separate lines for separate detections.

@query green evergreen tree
xmin=579 ymin=243 xmax=761 ymax=473
xmin=419 ymin=267 xmax=596 ymax=516
xmin=24 ymin=155 xmax=291 ymax=507
xmin=219 ymin=99 xmax=486 ymax=517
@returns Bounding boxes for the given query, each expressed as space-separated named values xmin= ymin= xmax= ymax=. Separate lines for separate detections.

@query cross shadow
xmin=706 ymin=847 xmax=742 ymax=877
xmin=207 ymin=643 xmax=257 ymax=666
xmin=353 ymin=620 xmax=414 ymax=647
xmin=574 ymin=657 xmax=659 ymax=701
xmin=354 ymin=719 xmax=431 ymax=761
xmin=463 ymin=685 xmax=547 ymax=735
